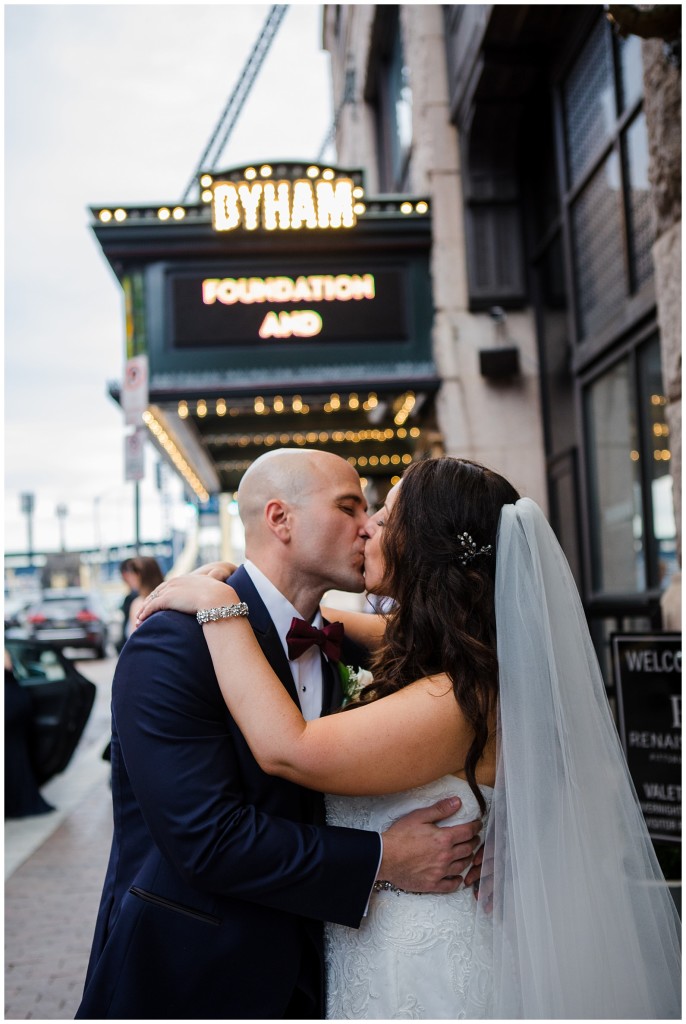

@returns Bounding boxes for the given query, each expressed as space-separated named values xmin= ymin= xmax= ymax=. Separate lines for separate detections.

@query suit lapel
xmin=228 ymin=566 xmax=301 ymax=709
xmin=320 ymin=654 xmax=343 ymax=716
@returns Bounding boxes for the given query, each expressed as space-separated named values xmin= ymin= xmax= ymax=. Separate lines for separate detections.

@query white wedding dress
xmin=325 ymin=775 xmax=492 ymax=1020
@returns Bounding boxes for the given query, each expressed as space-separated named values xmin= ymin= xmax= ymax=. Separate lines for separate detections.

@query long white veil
xmin=465 ymin=498 xmax=681 ymax=1019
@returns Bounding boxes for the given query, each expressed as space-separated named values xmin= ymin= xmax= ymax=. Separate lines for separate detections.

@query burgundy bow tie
xmin=286 ymin=617 xmax=344 ymax=662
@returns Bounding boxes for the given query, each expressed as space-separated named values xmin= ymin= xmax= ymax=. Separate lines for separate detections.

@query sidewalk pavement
xmin=5 ymin=657 xmax=114 ymax=1021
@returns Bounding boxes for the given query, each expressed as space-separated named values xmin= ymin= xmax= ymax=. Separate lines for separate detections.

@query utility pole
xmin=56 ymin=503 xmax=68 ymax=552
xmin=20 ymin=492 xmax=35 ymax=567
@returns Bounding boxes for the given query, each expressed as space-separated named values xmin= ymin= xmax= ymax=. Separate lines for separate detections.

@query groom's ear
xmin=264 ymin=499 xmax=293 ymax=543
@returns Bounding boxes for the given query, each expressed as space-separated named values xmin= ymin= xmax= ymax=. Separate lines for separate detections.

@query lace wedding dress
xmin=325 ymin=775 xmax=491 ymax=1020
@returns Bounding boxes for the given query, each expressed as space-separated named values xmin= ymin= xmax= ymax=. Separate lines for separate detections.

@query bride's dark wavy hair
xmin=353 ymin=457 xmax=519 ymax=813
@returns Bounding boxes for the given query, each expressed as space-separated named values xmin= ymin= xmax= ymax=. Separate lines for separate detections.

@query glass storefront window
xmin=617 ymin=32 xmax=644 ymax=112
xmin=623 ymin=111 xmax=655 ymax=291
xmin=638 ymin=338 xmax=676 ymax=589
xmin=571 ymin=152 xmax=625 ymax=340
xmin=585 ymin=357 xmax=644 ymax=591
xmin=563 ymin=18 xmax=615 ymax=186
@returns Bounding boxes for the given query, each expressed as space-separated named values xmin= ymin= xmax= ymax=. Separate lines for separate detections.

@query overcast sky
xmin=5 ymin=3 xmax=333 ymax=558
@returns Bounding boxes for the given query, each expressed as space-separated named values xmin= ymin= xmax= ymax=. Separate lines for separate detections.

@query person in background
xmin=125 ymin=556 xmax=164 ymax=641
xmin=115 ymin=559 xmax=139 ymax=654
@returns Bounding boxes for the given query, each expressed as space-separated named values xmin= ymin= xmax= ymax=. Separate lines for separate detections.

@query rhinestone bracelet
xmin=196 ymin=603 xmax=249 ymax=625
xmin=373 ymin=880 xmax=425 ymax=896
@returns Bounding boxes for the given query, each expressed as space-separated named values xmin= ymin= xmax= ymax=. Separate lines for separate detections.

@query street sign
xmin=125 ymin=428 xmax=146 ymax=481
xmin=122 ymin=354 xmax=149 ymax=426
xmin=612 ymin=633 xmax=682 ymax=842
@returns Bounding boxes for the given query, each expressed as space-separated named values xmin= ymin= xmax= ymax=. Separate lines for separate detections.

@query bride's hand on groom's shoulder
xmin=136 ymin=575 xmax=240 ymax=624
xmin=191 ymin=560 xmax=238 ymax=580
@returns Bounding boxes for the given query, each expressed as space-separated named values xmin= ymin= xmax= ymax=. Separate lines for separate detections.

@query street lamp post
xmin=56 ymin=503 xmax=68 ymax=552
xmin=20 ymin=492 xmax=35 ymax=567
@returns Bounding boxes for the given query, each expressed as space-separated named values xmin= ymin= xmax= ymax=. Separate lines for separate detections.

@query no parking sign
xmin=122 ymin=355 xmax=149 ymax=425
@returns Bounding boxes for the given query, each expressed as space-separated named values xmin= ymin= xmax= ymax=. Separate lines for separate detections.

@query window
xmin=561 ymin=15 xmax=654 ymax=344
xmin=584 ymin=335 xmax=673 ymax=596
xmin=370 ymin=7 xmax=413 ymax=193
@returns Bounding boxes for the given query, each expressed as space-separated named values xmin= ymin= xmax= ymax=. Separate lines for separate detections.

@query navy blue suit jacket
xmin=77 ymin=567 xmax=380 ymax=1019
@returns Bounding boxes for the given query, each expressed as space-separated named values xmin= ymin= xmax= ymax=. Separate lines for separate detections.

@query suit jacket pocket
xmin=129 ymin=886 xmax=221 ymax=926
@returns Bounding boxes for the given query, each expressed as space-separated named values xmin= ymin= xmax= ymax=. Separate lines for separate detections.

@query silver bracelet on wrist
xmin=196 ymin=603 xmax=249 ymax=625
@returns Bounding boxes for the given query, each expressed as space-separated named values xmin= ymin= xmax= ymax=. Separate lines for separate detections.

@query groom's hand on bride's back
xmin=378 ymin=797 xmax=483 ymax=893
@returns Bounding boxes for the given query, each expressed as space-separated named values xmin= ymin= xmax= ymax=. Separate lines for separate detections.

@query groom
xmin=77 ymin=449 xmax=482 ymax=1020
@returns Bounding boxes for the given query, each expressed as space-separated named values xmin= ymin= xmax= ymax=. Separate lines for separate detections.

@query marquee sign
xmin=168 ymin=264 xmax=409 ymax=348
xmin=210 ymin=173 xmax=360 ymax=232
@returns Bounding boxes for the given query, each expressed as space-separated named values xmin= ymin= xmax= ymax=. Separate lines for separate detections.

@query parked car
xmin=24 ymin=589 xmax=109 ymax=658
xmin=5 ymin=637 xmax=96 ymax=786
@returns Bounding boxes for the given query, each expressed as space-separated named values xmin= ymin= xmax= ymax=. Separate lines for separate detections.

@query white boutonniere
xmin=337 ymin=664 xmax=374 ymax=707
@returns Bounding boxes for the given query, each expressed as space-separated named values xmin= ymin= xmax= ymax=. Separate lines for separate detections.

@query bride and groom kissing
xmin=77 ymin=449 xmax=680 ymax=1019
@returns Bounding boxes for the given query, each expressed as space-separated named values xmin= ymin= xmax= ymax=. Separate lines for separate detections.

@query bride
xmin=138 ymin=456 xmax=681 ymax=1019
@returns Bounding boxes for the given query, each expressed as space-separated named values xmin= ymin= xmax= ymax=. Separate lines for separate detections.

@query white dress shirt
xmin=244 ymin=560 xmax=327 ymax=720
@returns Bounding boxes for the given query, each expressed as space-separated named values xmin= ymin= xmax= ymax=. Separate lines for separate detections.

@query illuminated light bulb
xmin=324 ymin=403 xmax=332 ymax=413
xmin=318 ymin=432 xmax=328 ymax=442
xmin=99 ymin=210 xmax=112 ymax=222
xmin=306 ymin=432 xmax=317 ymax=443
xmin=359 ymin=476 xmax=368 ymax=488
xmin=239 ymin=437 xmax=249 ymax=447
xmin=662 ymin=450 xmax=671 ymax=460
xmin=384 ymin=429 xmax=394 ymax=439
xmin=200 ymin=174 xmax=213 ymax=187
xmin=265 ymin=435 xmax=276 ymax=445
xmin=260 ymin=164 xmax=272 ymax=177
xmin=172 ymin=207 xmax=186 ymax=220
xmin=349 ymin=394 xmax=359 ymax=409
xmin=415 ymin=201 xmax=429 ymax=214
xmin=400 ymin=202 xmax=413 ymax=214
xmin=307 ymin=166 xmax=319 ymax=178
xmin=280 ymin=434 xmax=289 ymax=444
xmin=654 ymin=450 xmax=663 ymax=461
xmin=292 ymin=395 xmax=303 ymax=412
xmin=347 ymin=457 xmax=356 ymax=466
xmin=301 ymin=404 xmax=310 ymax=414
xmin=369 ymin=456 xmax=379 ymax=466
xmin=391 ymin=454 xmax=401 ymax=465
xmin=158 ymin=207 xmax=171 ymax=220
xmin=358 ymin=456 xmax=368 ymax=467
xmin=353 ymin=203 xmax=366 ymax=215
xmin=178 ymin=402 xmax=189 ymax=419
xmin=201 ymin=190 xmax=213 ymax=203
xmin=367 ymin=393 xmax=378 ymax=408
xmin=294 ymin=434 xmax=305 ymax=445
xmin=273 ymin=396 xmax=284 ymax=413
xmin=197 ymin=401 xmax=207 ymax=418
xmin=245 ymin=167 xmax=257 ymax=180
xmin=216 ymin=400 xmax=227 ymax=416
xmin=410 ymin=427 xmax=420 ymax=437
xmin=322 ymin=168 xmax=335 ymax=180
xmin=114 ymin=209 xmax=127 ymax=222
xmin=352 ymin=187 xmax=364 ymax=198
xmin=391 ymin=475 xmax=401 ymax=485
xmin=330 ymin=393 xmax=341 ymax=410
xmin=630 ymin=450 xmax=640 ymax=462
xmin=396 ymin=427 xmax=407 ymax=438
xmin=402 ymin=454 xmax=412 ymax=464
xmin=254 ymin=396 xmax=265 ymax=414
